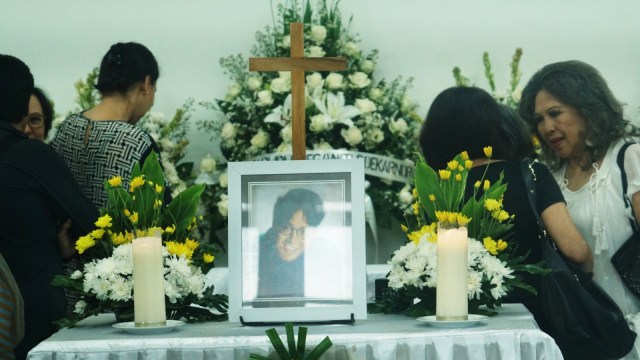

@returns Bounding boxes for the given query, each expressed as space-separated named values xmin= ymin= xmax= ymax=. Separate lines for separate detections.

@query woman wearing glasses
xmin=23 ymin=87 xmax=53 ymax=141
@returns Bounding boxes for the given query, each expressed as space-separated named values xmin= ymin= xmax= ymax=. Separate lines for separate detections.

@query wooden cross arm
xmin=249 ymin=57 xmax=347 ymax=72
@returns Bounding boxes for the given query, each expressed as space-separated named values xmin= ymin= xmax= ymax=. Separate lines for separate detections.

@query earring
xmin=144 ymin=91 xmax=149 ymax=95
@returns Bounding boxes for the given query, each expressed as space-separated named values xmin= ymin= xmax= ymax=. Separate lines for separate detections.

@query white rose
xmin=276 ymin=142 xmax=291 ymax=154
xmin=250 ymin=130 xmax=269 ymax=149
xmin=277 ymin=71 xmax=291 ymax=81
xmin=314 ymin=141 xmax=333 ymax=150
xmin=270 ymin=77 xmax=291 ymax=93
xmin=400 ymin=95 xmax=413 ymax=112
xmin=341 ymin=126 xmax=363 ymax=146
xmin=227 ymin=82 xmax=242 ymax=98
xmin=325 ymin=73 xmax=344 ymax=90
xmin=221 ymin=122 xmax=237 ymax=140
xmin=310 ymin=114 xmax=329 ymax=132
xmin=398 ymin=187 xmax=413 ymax=205
xmin=306 ymin=72 xmax=324 ymax=90
xmin=281 ymin=124 xmax=292 ymax=142
xmin=343 ymin=41 xmax=360 ymax=57
xmin=307 ymin=46 xmax=326 ymax=58
xmin=199 ymin=154 xmax=216 ymax=174
xmin=246 ymin=76 xmax=263 ymax=91
xmin=219 ymin=170 xmax=228 ymax=188
xmin=281 ymin=35 xmax=290 ymax=48
xmin=310 ymin=25 xmax=327 ymax=44
xmin=368 ymin=87 xmax=384 ymax=102
xmin=256 ymin=90 xmax=274 ymax=107
xmin=389 ymin=117 xmax=408 ymax=134
xmin=349 ymin=72 xmax=371 ymax=89
xmin=217 ymin=194 xmax=228 ymax=217
xmin=360 ymin=59 xmax=375 ymax=74
xmin=355 ymin=98 xmax=377 ymax=114
xmin=366 ymin=128 xmax=385 ymax=144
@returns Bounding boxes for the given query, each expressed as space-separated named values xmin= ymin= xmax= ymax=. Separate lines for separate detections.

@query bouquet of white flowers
xmin=198 ymin=0 xmax=423 ymax=244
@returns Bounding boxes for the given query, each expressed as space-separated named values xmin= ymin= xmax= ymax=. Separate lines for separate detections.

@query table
xmin=27 ymin=304 xmax=562 ymax=360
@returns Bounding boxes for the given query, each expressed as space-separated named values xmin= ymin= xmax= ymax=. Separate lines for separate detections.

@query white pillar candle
xmin=132 ymin=236 xmax=166 ymax=327
xmin=436 ymin=225 xmax=468 ymax=321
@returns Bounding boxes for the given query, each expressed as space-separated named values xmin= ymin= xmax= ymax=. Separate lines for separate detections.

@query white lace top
xmin=553 ymin=139 xmax=640 ymax=359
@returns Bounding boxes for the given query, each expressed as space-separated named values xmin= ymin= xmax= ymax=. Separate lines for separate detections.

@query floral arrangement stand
xmin=52 ymin=152 xmax=228 ymax=328
xmin=249 ymin=22 xmax=346 ymax=160
xmin=198 ymin=0 xmax=423 ymax=254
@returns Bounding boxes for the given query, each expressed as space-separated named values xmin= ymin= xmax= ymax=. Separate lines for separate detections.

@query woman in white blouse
xmin=519 ymin=60 xmax=640 ymax=359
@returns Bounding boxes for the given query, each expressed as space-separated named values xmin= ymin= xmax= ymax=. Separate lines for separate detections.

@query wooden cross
xmin=249 ymin=22 xmax=347 ymax=160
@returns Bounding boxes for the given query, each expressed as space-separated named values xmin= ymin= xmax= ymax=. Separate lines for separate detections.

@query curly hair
xmin=519 ymin=60 xmax=638 ymax=170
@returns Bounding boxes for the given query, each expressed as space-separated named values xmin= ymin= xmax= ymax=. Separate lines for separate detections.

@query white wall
xmin=2 ymin=0 xmax=639 ymax=162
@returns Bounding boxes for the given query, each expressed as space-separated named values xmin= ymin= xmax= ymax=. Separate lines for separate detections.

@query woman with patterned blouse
xmin=51 ymin=42 xmax=165 ymax=208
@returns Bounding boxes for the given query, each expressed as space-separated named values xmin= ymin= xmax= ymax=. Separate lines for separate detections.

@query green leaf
xmin=248 ymin=354 xmax=270 ymax=360
xmin=305 ymin=337 xmax=333 ymax=360
xmin=161 ymin=184 xmax=205 ymax=238
xmin=285 ymin=323 xmax=297 ymax=358
xmin=296 ymin=326 xmax=307 ymax=359
xmin=141 ymin=152 xmax=165 ymax=187
xmin=265 ymin=328 xmax=291 ymax=360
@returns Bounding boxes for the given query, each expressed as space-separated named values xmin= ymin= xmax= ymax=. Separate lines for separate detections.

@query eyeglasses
xmin=27 ymin=114 xmax=45 ymax=129
xmin=279 ymin=224 xmax=306 ymax=238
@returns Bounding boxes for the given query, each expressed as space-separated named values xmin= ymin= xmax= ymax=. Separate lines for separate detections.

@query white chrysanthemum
xmin=74 ymin=300 xmax=87 ymax=314
xmin=490 ymin=276 xmax=507 ymax=299
xmin=71 ymin=270 xmax=83 ymax=280
xmin=94 ymin=258 xmax=117 ymax=277
xmin=92 ymin=278 xmax=111 ymax=301
xmin=468 ymin=271 xmax=483 ymax=300
xmin=164 ymin=281 xmax=180 ymax=304
xmin=108 ymin=276 xmax=133 ymax=302
xmin=397 ymin=186 xmax=413 ymax=205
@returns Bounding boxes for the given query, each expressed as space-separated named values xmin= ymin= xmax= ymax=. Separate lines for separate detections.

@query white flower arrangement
xmin=75 ymin=243 xmax=207 ymax=308
xmin=197 ymin=0 xmax=423 ymax=238
xmin=387 ymin=232 xmax=513 ymax=303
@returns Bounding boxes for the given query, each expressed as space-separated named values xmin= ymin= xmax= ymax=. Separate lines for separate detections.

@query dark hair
xmin=0 ymin=54 xmax=34 ymax=124
xmin=498 ymin=104 xmax=534 ymax=160
xmin=519 ymin=60 xmax=638 ymax=169
xmin=419 ymin=86 xmax=516 ymax=170
xmin=32 ymin=87 xmax=54 ymax=135
xmin=272 ymin=188 xmax=325 ymax=228
xmin=95 ymin=42 xmax=159 ymax=95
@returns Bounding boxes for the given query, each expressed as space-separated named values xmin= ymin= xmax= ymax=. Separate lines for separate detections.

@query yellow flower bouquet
xmin=371 ymin=148 xmax=547 ymax=317
xmin=53 ymin=153 xmax=228 ymax=327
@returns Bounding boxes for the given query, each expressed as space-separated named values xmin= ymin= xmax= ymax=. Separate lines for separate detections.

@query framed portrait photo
xmin=227 ymin=159 xmax=367 ymax=324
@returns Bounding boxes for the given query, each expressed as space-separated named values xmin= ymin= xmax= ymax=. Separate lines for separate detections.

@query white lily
xmin=264 ymin=94 xmax=292 ymax=127
xmin=313 ymin=92 xmax=361 ymax=127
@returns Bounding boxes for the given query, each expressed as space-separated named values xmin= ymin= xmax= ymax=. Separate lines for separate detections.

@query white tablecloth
xmin=27 ymin=304 xmax=562 ymax=360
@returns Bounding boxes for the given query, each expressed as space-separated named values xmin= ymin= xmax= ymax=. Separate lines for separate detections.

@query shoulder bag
xmin=612 ymin=142 xmax=640 ymax=298
xmin=520 ymin=160 xmax=636 ymax=360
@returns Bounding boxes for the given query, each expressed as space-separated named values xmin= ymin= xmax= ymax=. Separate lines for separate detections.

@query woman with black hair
xmin=23 ymin=87 xmax=54 ymax=141
xmin=51 ymin=42 xmax=163 ymax=208
xmin=419 ymin=86 xmax=592 ymax=335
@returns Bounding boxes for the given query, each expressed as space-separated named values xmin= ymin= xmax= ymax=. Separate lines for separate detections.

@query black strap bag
xmin=611 ymin=142 xmax=640 ymax=298
xmin=520 ymin=160 xmax=636 ymax=360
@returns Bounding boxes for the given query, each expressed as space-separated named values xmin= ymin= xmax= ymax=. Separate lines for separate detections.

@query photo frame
xmin=228 ymin=159 xmax=367 ymax=324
